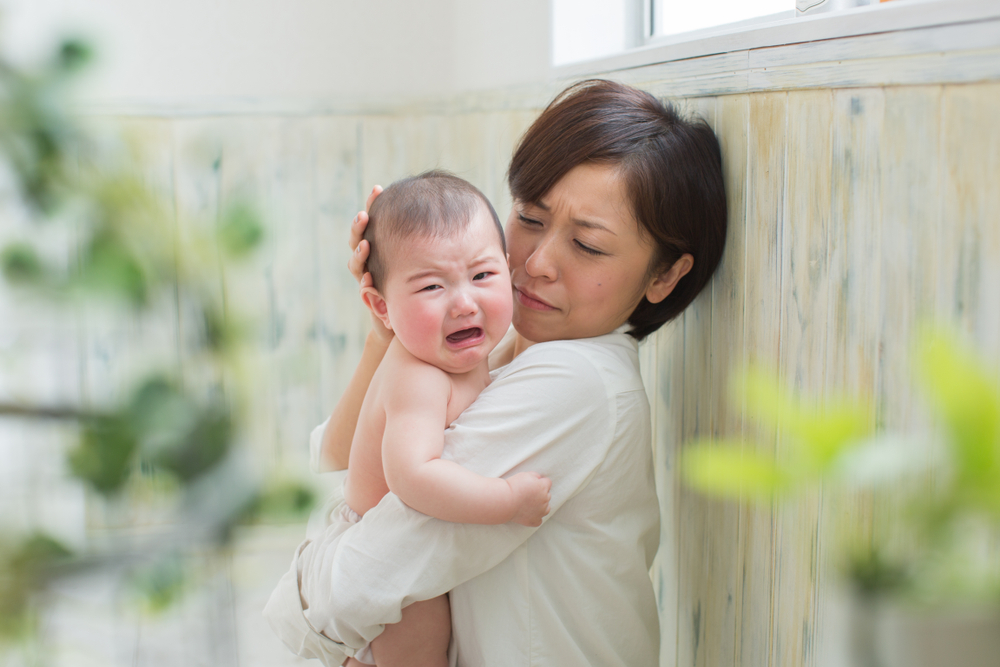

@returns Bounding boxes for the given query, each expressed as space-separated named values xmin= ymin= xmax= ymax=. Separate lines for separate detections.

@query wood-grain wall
xmin=100 ymin=81 xmax=998 ymax=667
xmin=641 ymin=83 xmax=1000 ymax=667
xmin=4 ymin=18 xmax=999 ymax=667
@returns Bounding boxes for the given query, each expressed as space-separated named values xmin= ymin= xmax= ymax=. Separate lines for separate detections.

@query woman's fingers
xmin=348 ymin=182 xmax=382 ymax=253
xmin=347 ymin=186 xmax=382 ymax=284
xmin=348 ymin=239 xmax=370 ymax=283
xmin=365 ymin=184 xmax=383 ymax=213
xmin=348 ymin=211 xmax=369 ymax=252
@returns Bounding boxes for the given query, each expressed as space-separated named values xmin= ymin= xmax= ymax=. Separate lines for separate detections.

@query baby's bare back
xmin=343 ymin=339 xmax=489 ymax=517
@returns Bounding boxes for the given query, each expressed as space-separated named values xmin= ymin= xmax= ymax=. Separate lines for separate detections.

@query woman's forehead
xmin=526 ymin=164 xmax=643 ymax=236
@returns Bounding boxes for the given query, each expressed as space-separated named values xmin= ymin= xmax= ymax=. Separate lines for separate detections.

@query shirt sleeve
xmin=309 ymin=419 xmax=330 ymax=473
xmin=267 ymin=342 xmax=617 ymax=659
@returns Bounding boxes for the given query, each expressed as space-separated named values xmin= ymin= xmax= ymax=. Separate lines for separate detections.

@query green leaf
xmin=915 ymin=328 xmax=1000 ymax=492
xmin=68 ymin=415 xmax=138 ymax=495
xmin=124 ymin=377 xmax=234 ymax=483
xmin=740 ymin=365 xmax=871 ymax=473
xmin=682 ymin=441 xmax=789 ymax=500
xmin=11 ymin=534 xmax=73 ymax=572
xmin=791 ymin=403 xmax=871 ymax=471
xmin=244 ymin=481 xmax=316 ymax=523
xmin=202 ymin=305 xmax=235 ymax=352
xmin=218 ymin=204 xmax=264 ymax=257
xmin=56 ymin=39 xmax=93 ymax=74
xmin=0 ymin=243 xmax=45 ymax=285
xmin=0 ymin=533 xmax=73 ymax=641
xmin=842 ymin=547 xmax=909 ymax=597
xmin=152 ymin=402 xmax=232 ymax=483
xmin=77 ymin=232 xmax=148 ymax=306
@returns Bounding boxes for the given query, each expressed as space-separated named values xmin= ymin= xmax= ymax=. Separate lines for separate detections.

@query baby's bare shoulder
xmin=378 ymin=350 xmax=452 ymax=410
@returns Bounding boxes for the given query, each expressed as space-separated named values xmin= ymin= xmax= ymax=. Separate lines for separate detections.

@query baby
xmin=341 ymin=171 xmax=552 ymax=666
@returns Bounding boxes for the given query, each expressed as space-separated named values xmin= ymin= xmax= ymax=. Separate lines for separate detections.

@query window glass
xmin=653 ymin=0 xmax=792 ymax=36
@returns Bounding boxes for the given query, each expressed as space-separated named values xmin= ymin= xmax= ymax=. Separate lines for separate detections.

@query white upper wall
xmin=552 ymin=0 xmax=636 ymax=66
xmin=0 ymin=0 xmax=552 ymax=108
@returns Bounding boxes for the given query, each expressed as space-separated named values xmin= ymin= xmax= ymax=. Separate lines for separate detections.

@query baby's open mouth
xmin=446 ymin=327 xmax=483 ymax=344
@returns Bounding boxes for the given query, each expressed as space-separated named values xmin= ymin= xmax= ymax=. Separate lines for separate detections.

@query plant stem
xmin=0 ymin=402 xmax=102 ymax=421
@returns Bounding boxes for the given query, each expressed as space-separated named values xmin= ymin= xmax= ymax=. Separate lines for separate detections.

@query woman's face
xmin=506 ymin=162 xmax=661 ymax=344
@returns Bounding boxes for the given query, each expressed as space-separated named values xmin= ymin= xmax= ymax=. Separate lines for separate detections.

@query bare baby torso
xmin=343 ymin=338 xmax=491 ymax=517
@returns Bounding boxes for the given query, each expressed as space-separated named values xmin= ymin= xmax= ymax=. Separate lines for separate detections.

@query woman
xmin=265 ymin=79 xmax=727 ymax=666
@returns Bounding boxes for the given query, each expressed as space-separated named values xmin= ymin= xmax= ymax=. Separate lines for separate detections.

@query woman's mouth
xmin=514 ymin=287 xmax=557 ymax=312
xmin=446 ymin=327 xmax=485 ymax=348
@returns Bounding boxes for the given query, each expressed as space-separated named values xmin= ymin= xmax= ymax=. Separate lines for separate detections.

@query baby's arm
xmin=382 ymin=364 xmax=551 ymax=527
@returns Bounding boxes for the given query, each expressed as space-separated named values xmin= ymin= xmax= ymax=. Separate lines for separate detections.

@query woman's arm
xmin=319 ymin=327 xmax=390 ymax=471
xmin=318 ymin=188 xmax=389 ymax=471
xmin=268 ymin=344 xmax=617 ymax=659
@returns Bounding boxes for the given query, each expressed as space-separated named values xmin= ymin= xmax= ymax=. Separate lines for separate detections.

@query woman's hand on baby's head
xmin=507 ymin=472 xmax=552 ymax=528
xmin=347 ymin=185 xmax=382 ymax=284
xmin=349 ymin=186 xmax=393 ymax=345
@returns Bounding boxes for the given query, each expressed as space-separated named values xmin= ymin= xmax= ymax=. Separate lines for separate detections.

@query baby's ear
xmin=361 ymin=282 xmax=392 ymax=331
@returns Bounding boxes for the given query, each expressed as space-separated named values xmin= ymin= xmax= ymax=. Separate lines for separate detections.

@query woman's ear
xmin=361 ymin=284 xmax=392 ymax=331
xmin=645 ymin=253 xmax=694 ymax=304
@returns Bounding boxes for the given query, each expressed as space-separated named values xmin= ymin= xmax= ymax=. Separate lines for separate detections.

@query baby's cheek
xmin=489 ymin=290 xmax=514 ymax=326
xmin=393 ymin=302 xmax=438 ymax=350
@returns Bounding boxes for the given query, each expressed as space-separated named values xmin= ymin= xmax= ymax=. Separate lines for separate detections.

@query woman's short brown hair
xmin=507 ymin=79 xmax=727 ymax=340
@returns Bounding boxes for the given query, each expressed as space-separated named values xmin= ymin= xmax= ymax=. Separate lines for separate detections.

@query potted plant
xmin=682 ymin=328 xmax=1000 ymax=667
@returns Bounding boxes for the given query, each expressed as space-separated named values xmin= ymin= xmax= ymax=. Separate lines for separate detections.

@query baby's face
xmin=380 ymin=206 xmax=512 ymax=374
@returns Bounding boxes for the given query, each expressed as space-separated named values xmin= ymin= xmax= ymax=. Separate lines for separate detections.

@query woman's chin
xmin=512 ymin=309 xmax=561 ymax=343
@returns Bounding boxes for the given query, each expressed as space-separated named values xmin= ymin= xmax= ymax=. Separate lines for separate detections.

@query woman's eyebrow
xmin=531 ymin=200 xmax=616 ymax=235
xmin=573 ymin=219 xmax=615 ymax=235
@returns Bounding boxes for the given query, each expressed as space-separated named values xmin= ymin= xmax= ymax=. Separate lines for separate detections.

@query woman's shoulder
xmin=498 ymin=327 xmax=644 ymax=396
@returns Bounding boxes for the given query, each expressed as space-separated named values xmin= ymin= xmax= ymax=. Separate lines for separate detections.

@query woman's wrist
xmin=366 ymin=328 xmax=393 ymax=352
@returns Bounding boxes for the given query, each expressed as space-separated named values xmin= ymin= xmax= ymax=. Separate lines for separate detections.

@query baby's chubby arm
xmin=382 ymin=363 xmax=551 ymax=526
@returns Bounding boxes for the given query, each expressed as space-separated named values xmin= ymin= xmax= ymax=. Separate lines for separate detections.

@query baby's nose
xmin=450 ymin=291 xmax=478 ymax=317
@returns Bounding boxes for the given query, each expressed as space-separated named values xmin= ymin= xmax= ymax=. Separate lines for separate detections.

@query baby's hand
xmin=507 ymin=472 xmax=552 ymax=527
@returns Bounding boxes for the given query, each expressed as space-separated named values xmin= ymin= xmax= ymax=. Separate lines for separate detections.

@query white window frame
xmin=642 ymin=0 xmax=796 ymax=45
xmin=555 ymin=0 xmax=1000 ymax=78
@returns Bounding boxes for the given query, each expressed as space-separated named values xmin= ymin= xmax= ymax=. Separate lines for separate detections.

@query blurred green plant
xmin=683 ymin=366 xmax=873 ymax=500
xmin=0 ymin=38 xmax=313 ymax=646
xmin=0 ymin=535 xmax=73 ymax=642
xmin=681 ymin=328 xmax=1000 ymax=605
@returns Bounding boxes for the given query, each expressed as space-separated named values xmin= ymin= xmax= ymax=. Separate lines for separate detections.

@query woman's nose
xmin=524 ymin=235 xmax=558 ymax=281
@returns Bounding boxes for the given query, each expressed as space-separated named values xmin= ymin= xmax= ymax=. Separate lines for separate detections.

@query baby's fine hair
xmin=363 ymin=170 xmax=505 ymax=291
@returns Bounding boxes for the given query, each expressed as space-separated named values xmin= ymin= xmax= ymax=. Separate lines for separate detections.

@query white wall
xmin=552 ymin=0 xmax=636 ymax=66
xmin=0 ymin=0 xmax=552 ymax=108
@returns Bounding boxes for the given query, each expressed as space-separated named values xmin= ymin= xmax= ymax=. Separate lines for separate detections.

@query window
xmin=552 ymin=0 xmax=925 ymax=70
xmin=650 ymin=0 xmax=793 ymax=39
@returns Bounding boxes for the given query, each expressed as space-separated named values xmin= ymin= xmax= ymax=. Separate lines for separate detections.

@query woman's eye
xmin=518 ymin=214 xmax=542 ymax=227
xmin=575 ymin=240 xmax=604 ymax=256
